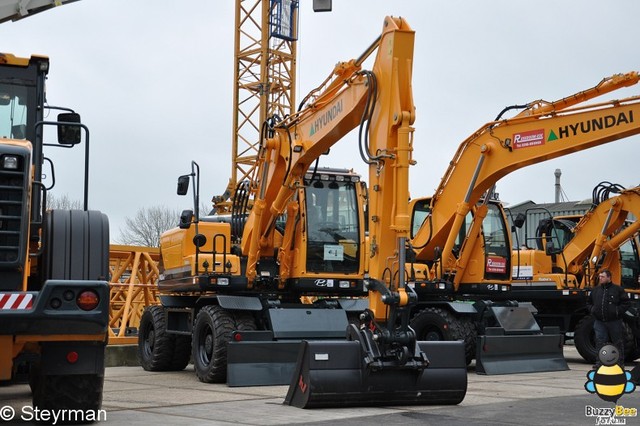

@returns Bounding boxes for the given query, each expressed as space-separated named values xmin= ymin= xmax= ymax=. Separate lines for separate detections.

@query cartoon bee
xmin=585 ymin=344 xmax=635 ymax=402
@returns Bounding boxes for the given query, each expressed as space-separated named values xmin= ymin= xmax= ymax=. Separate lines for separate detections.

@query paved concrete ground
xmin=1 ymin=346 xmax=639 ymax=425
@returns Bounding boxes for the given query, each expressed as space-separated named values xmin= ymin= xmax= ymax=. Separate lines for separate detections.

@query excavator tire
xmin=574 ymin=316 xmax=597 ymax=363
xmin=138 ymin=305 xmax=175 ymax=371
xmin=233 ymin=311 xmax=257 ymax=332
xmin=574 ymin=315 xmax=638 ymax=363
xmin=193 ymin=305 xmax=235 ymax=383
xmin=410 ymin=307 xmax=477 ymax=364
xmin=170 ymin=335 xmax=193 ymax=371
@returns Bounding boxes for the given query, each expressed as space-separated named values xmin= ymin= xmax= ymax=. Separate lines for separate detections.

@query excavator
xmin=141 ymin=16 xmax=468 ymax=408
xmin=508 ymin=182 xmax=640 ymax=363
xmin=405 ymin=70 xmax=640 ymax=373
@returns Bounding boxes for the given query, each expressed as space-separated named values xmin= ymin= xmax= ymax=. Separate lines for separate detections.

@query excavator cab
xmin=303 ymin=171 xmax=361 ymax=275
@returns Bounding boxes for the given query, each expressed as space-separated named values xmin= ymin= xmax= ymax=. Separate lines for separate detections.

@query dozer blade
xmin=284 ymin=340 xmax=467 ymax=409
xmin=475 ymin=327 xmax=568 ymax=375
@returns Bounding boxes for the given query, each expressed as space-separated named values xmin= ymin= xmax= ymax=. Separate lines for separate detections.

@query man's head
xmin=598 ymin=269 xmax=612 ymax=285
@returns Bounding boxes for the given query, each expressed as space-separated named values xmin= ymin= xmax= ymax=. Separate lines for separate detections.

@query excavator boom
xmin=413 ymin=82 xmax=640 ymax=278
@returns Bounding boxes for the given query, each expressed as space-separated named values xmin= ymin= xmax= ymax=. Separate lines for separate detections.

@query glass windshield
xmin=305 ymin=179 xmax=359 ymax=273
xmin=619 ymin=237 xmax=640 ymax=290
xmin=0 ymin=83 xmax=29 ymax=139
xmin=453 ymin=202 xmax=510 ymax=278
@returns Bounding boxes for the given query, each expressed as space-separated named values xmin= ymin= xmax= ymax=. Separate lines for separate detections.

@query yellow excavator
xmin=509 ymin=182 xmax=640 ymax=363
xmin=141 ymin=16 xmax=468 ymax=408
xmin=405 ymin=70 xmax=640 ymax=373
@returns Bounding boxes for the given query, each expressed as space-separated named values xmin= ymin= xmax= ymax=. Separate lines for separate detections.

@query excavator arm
xmin=242 ymin=15 xmax=417 ymax=309
xmin=240 ymin=56 xmax=369 ymax=282
xmin=412 ymin=73 xmax=640 ymax=288
xmin=536 ymin=186 xmax=640 ymax=287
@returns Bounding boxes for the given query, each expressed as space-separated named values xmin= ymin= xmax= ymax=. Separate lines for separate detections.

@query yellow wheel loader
xmin=0 ymin=53 xmax=110 ymax=412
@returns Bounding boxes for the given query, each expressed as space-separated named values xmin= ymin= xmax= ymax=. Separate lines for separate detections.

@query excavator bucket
xmin=474 ymin=306 xmax=568 ymax=375
xmin=284 ymin=340 xmax=467 ymax=408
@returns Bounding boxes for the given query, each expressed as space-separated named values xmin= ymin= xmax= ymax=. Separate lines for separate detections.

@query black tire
xmin=574 ymin=316 xmax=597 ymax=363
xmin=233 ymin=311 xmax=257 ymax=332
xmin=138 ymin=305 xmax=175 ymax=371
xmin=192 ymin=305 xmax=236 ymax=383
xmin=574 ymin=315 xmax=638 ymax=363
xmin=623 ymin=322 xmax=639 ymax=362
xmin=32 ymin=374 xmax=104 ymax=417
xmin=28 ymin=363 xmax=40 ymax=394
xmin=43 ymin=210 xmax=110 ymax=281
xmin=170 ymin=335 xmax=193 ymax=371
xmin=31 ymin=210 xmax=109 ymax=415
xmin=411 ymin=307 xmax=477 ymax=365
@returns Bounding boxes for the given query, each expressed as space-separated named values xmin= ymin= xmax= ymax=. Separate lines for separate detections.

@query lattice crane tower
xmin=212 ymin=0 xmax=299 ymax=213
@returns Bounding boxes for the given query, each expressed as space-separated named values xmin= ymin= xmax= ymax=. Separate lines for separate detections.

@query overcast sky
xmin=1 ymin=0 xmax=639 ymax=241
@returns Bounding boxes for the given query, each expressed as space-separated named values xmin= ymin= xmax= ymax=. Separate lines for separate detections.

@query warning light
xmin=76 ymin=290 xmax=99 ymax=311
xmin=66 ymin=351 xmax=79 ymax=364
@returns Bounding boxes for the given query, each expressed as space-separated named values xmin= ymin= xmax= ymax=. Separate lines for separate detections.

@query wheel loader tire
xmin=575 ymin=316 xmax=638 ymax=363
xmin=28 ymin=363 xmax=40 ymax=394
xmin=43 ymin=210 xmax=110 ymax=281
xmin=193 ymin=305 xmax=235 ymax=383
xmin=32 ymin=373 xmax=104 ymax=416
xmin=411 ymin=307 xmax=477 ymax=365
xmin=34 ymin=210 xmax=108 ymax=415
xmin=138 ymin=305 xmax=175 ymax=371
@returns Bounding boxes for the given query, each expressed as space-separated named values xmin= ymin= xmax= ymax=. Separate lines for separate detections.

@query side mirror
xmin=57 ymin=112 xmax=82 ymax=145
xmin=179 ymin=209 xmax=194 ymax=229
xmin=513 ymin=213 xmax=526 ymax=229
xmin=313 ymin=0 xmax=332 ymax=12
xmin=177 ymin=175 xmax=190 ymax=195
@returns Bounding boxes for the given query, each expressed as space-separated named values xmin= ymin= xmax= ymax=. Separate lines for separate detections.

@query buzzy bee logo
xmin=584 ymin=345 xmax=637 ymax=425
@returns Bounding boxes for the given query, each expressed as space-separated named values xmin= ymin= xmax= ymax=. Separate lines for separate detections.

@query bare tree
xmin=118 ymin=206 xmax=180 ymax=247
xmin=46 ymin=193 xmax=83 ymax=210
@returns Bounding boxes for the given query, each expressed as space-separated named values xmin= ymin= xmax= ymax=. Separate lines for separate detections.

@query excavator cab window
xmin=304 ymin=178 xmax=359 ymax=273
xmin=619 ymin=237 xmax=640 ymax=289
xmin=411 ymin=199 xmax=431 ymax=238
xmin=482 ymin=204 xmax=510 ymax=279
xmin=453 ymin=203 xmax=510 ymax=278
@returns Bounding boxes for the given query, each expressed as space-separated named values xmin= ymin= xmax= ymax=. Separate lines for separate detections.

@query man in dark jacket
xmin=587 ymin=269 xmax=630 ymax=367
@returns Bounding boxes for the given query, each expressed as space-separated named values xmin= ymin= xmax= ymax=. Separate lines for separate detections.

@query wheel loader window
xmin=305 ymin=178 xmax=360 ymax=273
xmin=0 ymin=84 xmax=29 ymax=139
